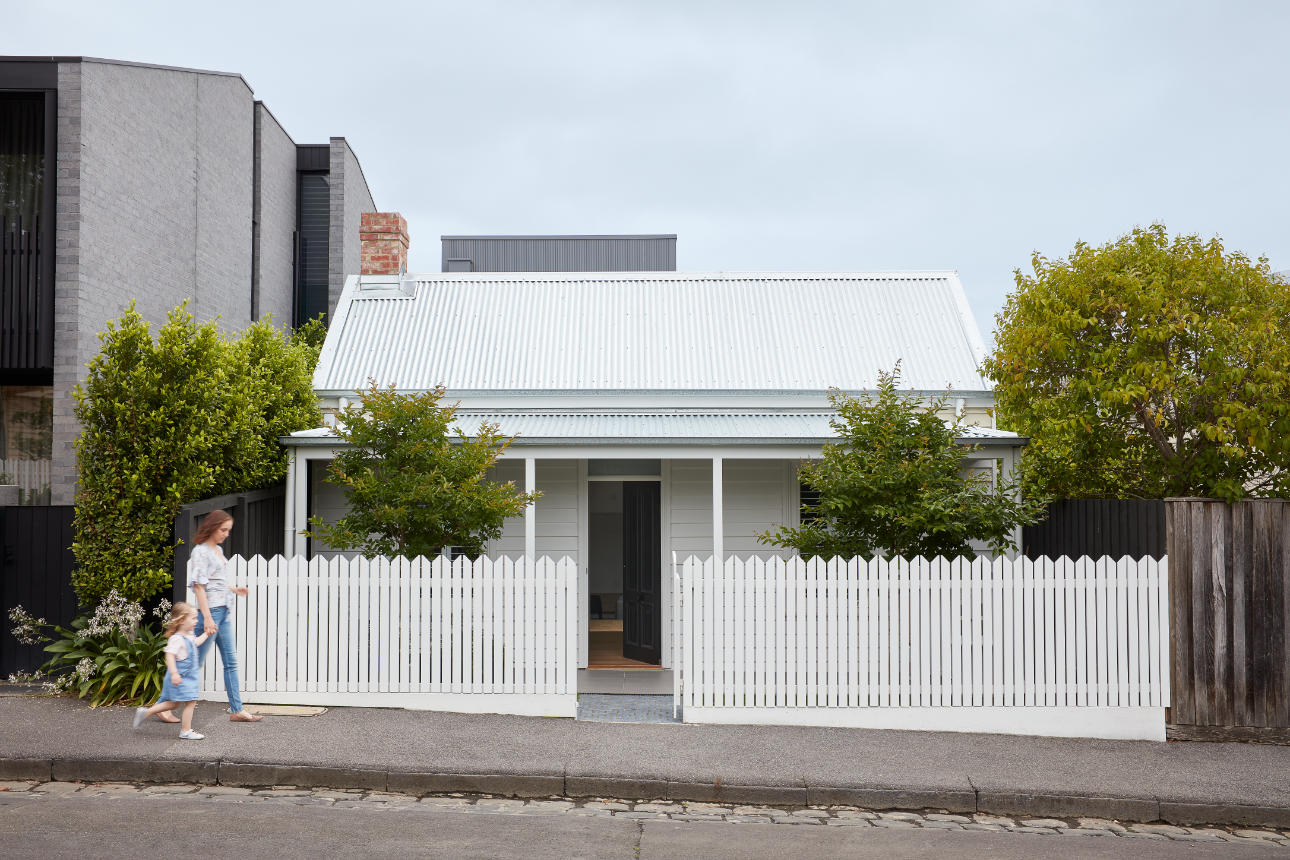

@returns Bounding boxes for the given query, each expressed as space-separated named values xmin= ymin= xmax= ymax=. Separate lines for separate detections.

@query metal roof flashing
xmin=356 ymin=274 xmax=418 ymax=297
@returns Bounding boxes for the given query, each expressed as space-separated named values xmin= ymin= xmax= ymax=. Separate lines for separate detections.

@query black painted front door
xmin=622 ymin=481 xmax=661 ymax=664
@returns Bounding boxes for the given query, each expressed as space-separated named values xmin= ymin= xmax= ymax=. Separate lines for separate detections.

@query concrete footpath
xmin=2 ymin=693 xmax=1289 ymax=829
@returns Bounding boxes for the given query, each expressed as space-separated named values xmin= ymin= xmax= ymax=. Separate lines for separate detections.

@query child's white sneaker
xmin=179 ymin=729 xmax=205 ymax=740
xmin=132 ymin=707 xmax=147 ymax=729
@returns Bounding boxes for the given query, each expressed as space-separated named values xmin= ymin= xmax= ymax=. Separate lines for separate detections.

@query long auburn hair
xmin=193 ymin=509 xmax=233 ymax=545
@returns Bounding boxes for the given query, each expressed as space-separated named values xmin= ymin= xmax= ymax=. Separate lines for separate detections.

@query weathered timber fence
xmin=198 ymin=555 xmax=578 ymax=717
xmin=1023 ymin=499 xmax=1166 ymax=560
xmin=673 ymin=555 xmax=1170 ymax=740
xmin=173 ymin=486 xmax=285 ymax=604
xmin=0 ymin=505 xmax=76 ymax=675
xmin=1167 ymin=499 xmax=1290 ymax=735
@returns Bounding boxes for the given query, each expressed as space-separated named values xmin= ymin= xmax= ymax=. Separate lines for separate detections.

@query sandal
xmin=229 ymin=711 xmax=263 ymax=722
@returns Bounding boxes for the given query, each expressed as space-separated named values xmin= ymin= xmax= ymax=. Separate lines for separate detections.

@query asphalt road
xmin=0 ymin=788 xmax=1282 ymax=859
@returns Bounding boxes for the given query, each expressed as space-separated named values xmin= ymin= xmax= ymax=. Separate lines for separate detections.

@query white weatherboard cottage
xmin=281 ymin=268 xmax=1028 ymax=695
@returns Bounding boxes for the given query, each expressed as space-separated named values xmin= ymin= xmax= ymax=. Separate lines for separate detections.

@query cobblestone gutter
xmin=3 ymin=780 xmax=1289 ymax=848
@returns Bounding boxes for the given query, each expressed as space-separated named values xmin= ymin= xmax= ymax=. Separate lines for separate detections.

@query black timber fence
xmin=172 ymin=485 xmax=285 ymax=605
xmin=0 ymin=505 xmax=77 ymax=676
xmin=1 ymin=485 xmax=285 ymax=675
xmin=1022 ymin=498 xmax=1166 ymax=560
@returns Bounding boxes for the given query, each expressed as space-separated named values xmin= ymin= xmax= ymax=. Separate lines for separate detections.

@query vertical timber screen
xmin=0 ymin=505 xmax=76 ymax=675
xmin=173 ymin=486 xmax=285 ymax=604
xmin=1023 ymin=499 xmax=1166 ymax=560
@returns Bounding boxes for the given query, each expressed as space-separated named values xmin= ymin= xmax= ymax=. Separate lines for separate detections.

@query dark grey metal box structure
xmin=441 ymin=235 xmax=676 ymax=273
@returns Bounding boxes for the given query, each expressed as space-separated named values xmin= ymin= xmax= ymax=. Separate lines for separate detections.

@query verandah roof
xmin=283 ymin=411 xmax=1025 ymax=449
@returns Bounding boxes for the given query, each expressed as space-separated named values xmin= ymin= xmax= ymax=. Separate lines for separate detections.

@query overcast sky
xmin=6 ymin=0 xmax=1287 ymax=339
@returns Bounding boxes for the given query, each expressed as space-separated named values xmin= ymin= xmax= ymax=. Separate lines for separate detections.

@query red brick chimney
xmin=360 ymin=212 xmax=410 ymax=275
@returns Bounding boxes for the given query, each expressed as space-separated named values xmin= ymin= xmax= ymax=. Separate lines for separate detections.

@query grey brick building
xmin=0 ymin=57 xmax=377 ymax=505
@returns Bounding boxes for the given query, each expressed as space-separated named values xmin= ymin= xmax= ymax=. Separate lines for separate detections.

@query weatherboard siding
xmin=488 ymin=459 xmax=579 ymax=562
xmin=669 ymin=459 xmax=793 ymax=561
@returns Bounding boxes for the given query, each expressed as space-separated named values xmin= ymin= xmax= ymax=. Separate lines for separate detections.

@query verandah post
xmin=524 ymin=457 xmax=536 ymax=563
xmin=712 ymin=456 xmax=724 ymax=565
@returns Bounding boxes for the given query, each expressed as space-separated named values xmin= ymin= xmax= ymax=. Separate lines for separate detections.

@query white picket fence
xmin=196 ymin=555 xmax=578 ymax=717
xmin=672 ymin=555 xmax=1171 ymax=740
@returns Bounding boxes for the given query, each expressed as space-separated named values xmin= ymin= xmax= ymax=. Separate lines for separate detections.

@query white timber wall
xmin=308 ymin=461 xmax=352 ymax=556
xmin=308 ymin=459 xmax=580 ymax=563
xmin=673 ymin=555 xmax=1171 ymax=741
xmin=197 ymin=554 xmax=578 ymax=717
xmin=668 ymin=459 xmax=795 ymax=560
xmin=724 ymin=460 xmax=798 ymax=559
xmin=489 ymin=459 xmax=580 ymax=562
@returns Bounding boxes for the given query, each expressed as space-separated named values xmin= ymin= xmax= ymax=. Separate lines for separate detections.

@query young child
xmin=132 ymin=602 xmax=215 ymax=739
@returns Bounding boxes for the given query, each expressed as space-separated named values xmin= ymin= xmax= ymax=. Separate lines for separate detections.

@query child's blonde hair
xmin=164 ymin=601 xmax=197 ymax=636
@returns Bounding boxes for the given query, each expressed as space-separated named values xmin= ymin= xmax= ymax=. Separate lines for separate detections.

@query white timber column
xmin=291 ymin=453 xmax=310 ymax=557
xmin=283 ymin=447 xmax=299 ymax=556
xmin=712 ymin=455 xmax=724 ymax=565
xmin=524 ymin=457 xmax=537 ymax=562
xmin=1005 ymin=446 xmax=1022 ymax=559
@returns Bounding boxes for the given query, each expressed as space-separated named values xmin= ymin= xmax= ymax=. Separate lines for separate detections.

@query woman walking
xmin=188 ymin=509 xmax=262 ymax=722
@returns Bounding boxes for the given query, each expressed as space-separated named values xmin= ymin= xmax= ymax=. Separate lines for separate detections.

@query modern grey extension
xmin=0 ymin=56 xmax=377 ymax=505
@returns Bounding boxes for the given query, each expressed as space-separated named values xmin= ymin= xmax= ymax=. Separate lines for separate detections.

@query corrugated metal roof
xmin=285 ymin=411 xmax=1025 ymax=447
xmin=314 ymin=271 xmax=991 ymax=395
xmin=456 ymin=411 xmax=836 ymax=441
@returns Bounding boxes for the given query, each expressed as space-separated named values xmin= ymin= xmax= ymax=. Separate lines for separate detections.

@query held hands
xmin=232 ymin=586 xmax=249 ymax=597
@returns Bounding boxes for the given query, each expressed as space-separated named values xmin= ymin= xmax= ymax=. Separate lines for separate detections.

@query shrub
xmin=71 ymin=304 xmax=321 ymax=604
xmin=759 ymin=366 xmax=1045 ymax=559
xmin=306 ymin=383 xmax=538 ymax=558
xmin=8 ymin=594 xmax=172 ymax=707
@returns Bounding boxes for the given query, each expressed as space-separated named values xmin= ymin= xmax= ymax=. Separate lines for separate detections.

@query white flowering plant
xmin=7 ymin=593 xmax=172 ymax=707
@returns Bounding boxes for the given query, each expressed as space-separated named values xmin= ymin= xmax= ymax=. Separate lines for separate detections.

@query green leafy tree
xmin=222 ymin=317 xmax=326 ymax=489
xmin=306 ymin=383 xmax=539 ymax=558
xmin=759 ymin=367 xmax=1044 ymax=559
xmin=72 ymin=305 xmax=321 ymax=604
xmin=983 ymin=225 xmax=1290 ymax=501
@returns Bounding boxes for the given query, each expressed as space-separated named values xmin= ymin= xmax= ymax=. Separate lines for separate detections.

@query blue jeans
xmin=195 ymin=605 xmax=243 ymax=714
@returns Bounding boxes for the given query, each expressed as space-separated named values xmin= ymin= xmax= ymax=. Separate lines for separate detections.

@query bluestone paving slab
xmin=5 ymin=694 xmax=1290 ymax=826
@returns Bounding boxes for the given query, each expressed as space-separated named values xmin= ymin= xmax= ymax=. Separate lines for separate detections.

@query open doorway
xmin=587 ymin=480 xmax=661 ymax=667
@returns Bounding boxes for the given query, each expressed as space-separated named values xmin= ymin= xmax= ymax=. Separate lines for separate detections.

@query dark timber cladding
xmin=441 ymin=235 xmax=677 ymax=272
xmin=0 ymin=505 xmax=76 ymax=675
xmin=172 ymin=486 xmax=285 ymax=606
xmin=1167 ymin=499 xmax=1290 ymax=731
xmin=1022 ymin=499 xmax=1165 ymax=560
